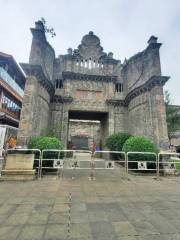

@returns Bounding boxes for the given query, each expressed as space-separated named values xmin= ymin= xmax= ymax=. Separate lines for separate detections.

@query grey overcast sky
xmin=0 ymin=0 xmax=179 ymax=104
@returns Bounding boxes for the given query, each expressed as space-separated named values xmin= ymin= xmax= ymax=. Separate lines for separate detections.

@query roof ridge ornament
xmin=73 ymin=31 xmax=106 ymax=60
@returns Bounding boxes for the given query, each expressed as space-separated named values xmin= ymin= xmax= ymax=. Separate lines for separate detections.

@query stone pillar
xmin=50 ymin=102 xmax=69 ymax=148
xmin=50 ymin=102 xmax=63 ymax=140
xmin=150 ymin=86 xmax=169 ymax=149
xmin=100 ymin=113 xmax=110 ymax=150
xmin=114 ymin=106 xmax=126 ymax=133
xmin=61 ymin=107 xmax=69 ymax=149
xmin=108 ymin=109 xmax=114 ymax=136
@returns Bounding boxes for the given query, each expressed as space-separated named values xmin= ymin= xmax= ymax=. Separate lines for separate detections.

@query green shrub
xmin=28 ymin=136 xmax=63 ymax=151
xmin=106 ymin=133 xmax=131 ymax=151
xmin=28 ymin=136 xmax=64 ymax=168
xmin=122 ymin=136 xmax=158 ymax=169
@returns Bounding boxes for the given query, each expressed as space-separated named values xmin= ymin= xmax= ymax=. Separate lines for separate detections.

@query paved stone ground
xmin=0 ymin=169 xmax=180 ymax=240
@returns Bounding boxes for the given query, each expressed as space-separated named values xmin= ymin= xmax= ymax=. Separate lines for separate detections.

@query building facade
xmin=18 ymin=21 xmax=169 ymax=149
xmin=0 ymin=52 xmax=25 ymax=127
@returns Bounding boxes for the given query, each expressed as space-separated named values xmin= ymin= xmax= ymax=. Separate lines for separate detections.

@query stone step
xmin=1 ymin=169 xmax=36 ymax=175
xmin=0 ymin=169 xmax=36 ymax=180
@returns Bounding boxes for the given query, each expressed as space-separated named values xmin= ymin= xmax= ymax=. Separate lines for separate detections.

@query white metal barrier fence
xmin=158 ymin=152 xmax=180 ymax=177
xmin=127 ymin=152 xmax=158 ymax=178
xmin=41 ymin=149 xmax=72 ymax=178
xmin=92 ymin=150 xmax=127 ymax=180
xmin=68 ymin=150 xmax=92 ymax=169
xmin=41 ymin=150 xmax=127 ymax=180
xmin=93 ymin=151 xmax=126 ymax=169
xmin=41 ymin=149 xmax=93 ymax=178
xmin=0 ymin=148 xmax=4 ymax=176
xmin=1 ymin=149 xmax=180 ymax=180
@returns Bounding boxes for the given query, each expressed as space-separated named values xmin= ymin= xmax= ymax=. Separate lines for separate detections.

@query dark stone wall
xmin=17 ymin=75 xmax=50 ymax=146
xmin=128 ymin=91 xmax=154 ymax=142
xmin=17 ymin=22 xmax=169 ymax=150
xmin=149 ymin=86 xmax=169 ymax=148
xmin=127 ymin=86 xmax=169 ymax=148
xmin=29 ymin=21 xmax=55 ymax=81
xmin=122 ymin=43 xmax=161 ymax=94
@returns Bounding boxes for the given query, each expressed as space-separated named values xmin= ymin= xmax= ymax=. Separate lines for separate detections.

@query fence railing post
xmin=89 ymin=152 xmax=95 ymax=181
xmin=156 ymin=153 xmax=160 ymax=180
xmin=127 ymin=152 xmax=129 ymax=180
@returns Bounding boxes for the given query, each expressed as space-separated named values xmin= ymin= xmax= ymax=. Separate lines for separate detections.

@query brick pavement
xmin=0 ymin=169 xmax=180 ymax=239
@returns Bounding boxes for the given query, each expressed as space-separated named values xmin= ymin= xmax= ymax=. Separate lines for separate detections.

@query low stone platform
xmin=1 ymin=153 xmax=36 ymax=181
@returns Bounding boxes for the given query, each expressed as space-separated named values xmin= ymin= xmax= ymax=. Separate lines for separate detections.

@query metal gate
xmin=40 ymin=150 xmax=127 ymax=180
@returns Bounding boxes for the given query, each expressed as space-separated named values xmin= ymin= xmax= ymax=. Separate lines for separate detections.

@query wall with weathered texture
xmin=33 ymin=84 xmax=50 ymax=135
xmin=68 ymin=120 xmax=100 ymax=145
xmin=17 ymin=76 xmax=50 ymax=145
xmin=66 ymin=79 xmax=112 ymax=112
xmin=149 ymin=86 xmax=169 ymax=148
xmin=29 ymin=21 xmax=55 ymax=81
xmin=17 ymin=76 xmax=38 ymax=145
xmin=17 ymin=22 xmax=169 ymax=150
xmin=114 ymin=105 xmax=127 ymax=133
xmin=128 ymin=91 xmax=154 ymax=141
xmin=123 ymin=42 xmax=161 ymax=93
xmin=127 ymin=86 xmax=169 ymax=148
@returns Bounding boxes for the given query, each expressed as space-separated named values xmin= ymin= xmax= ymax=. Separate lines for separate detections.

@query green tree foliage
xmin=164 ymin=90 xmax=180 ymax=145
xmin=122 ymin=136 xmax=158 ymax=168
xmin=122 ymin=136 xmax=157 ymax=153
xmin=106 ymin=133 xmax=131 ymax=151
xmin=28 ymin=136 xmax=63 ymax=151
xmin=41 ymin=17 xmax=56 ymax=38
xmin=28 ymin=136 xmax=64 ymax=167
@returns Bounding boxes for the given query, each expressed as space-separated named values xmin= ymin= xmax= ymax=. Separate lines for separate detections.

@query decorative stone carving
xmin=74 ymin=31 xmax=106 ymax=60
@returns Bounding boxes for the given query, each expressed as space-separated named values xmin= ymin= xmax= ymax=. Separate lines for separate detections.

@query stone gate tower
xmin=18 ymin=21 xmax=169 ymax=149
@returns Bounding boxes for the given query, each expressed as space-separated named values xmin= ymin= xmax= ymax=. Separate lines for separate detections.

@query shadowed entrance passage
xmin=69 ymin=110 xmax=108 ymax=121
xmin=68 ymin=111 xmax=108 ymax=150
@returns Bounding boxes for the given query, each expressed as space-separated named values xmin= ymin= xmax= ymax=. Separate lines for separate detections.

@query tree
xmin=164 ymin=90 xmax=180 ymax=146
xmin=122 ymin=136 xmax=158 ymax=169
xmin=40 ymin=17 xmax=56 ymax=38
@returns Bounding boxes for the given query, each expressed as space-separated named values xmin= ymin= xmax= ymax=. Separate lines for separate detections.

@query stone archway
xmin=68 ymin=110 xmax=109 ymax=150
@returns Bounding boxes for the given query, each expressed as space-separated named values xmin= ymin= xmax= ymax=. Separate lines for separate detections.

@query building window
xmin=55 ymin=79 xmax=63 ymax=89
xmin=115 ymin=83 xmax=123 ymax=93
xmin=1 ymin=94 xmax=21 ymax=112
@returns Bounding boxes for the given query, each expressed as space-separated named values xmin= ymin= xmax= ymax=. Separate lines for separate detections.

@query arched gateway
xmin=17 ymin=21 xmax=169 ymax=149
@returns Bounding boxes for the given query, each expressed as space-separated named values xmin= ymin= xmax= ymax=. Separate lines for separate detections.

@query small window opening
xmin=55 ymin=79 xmax=63 ymax=89
xmin=115 ymin=83 xmax=123 ymax=93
